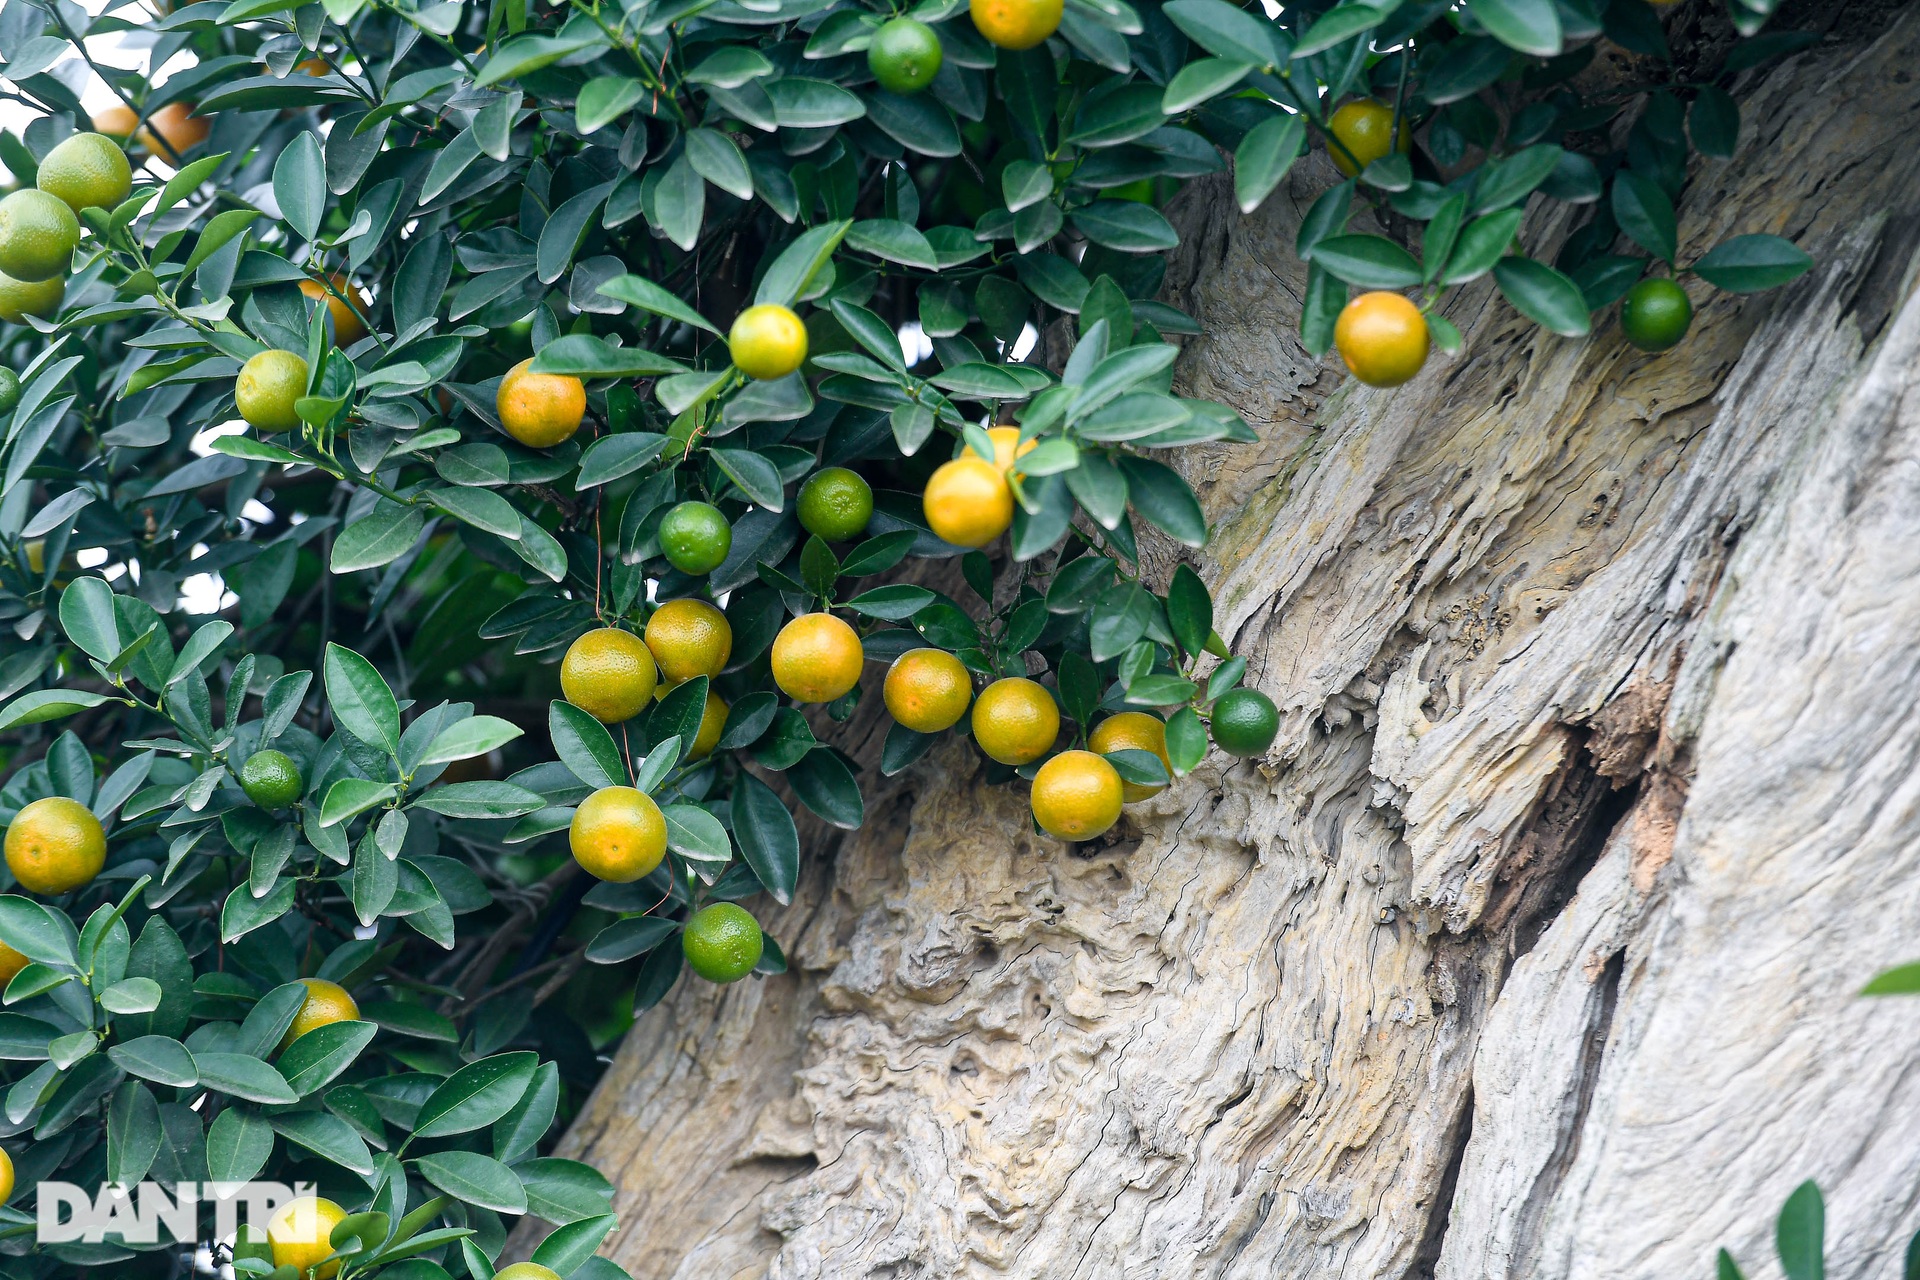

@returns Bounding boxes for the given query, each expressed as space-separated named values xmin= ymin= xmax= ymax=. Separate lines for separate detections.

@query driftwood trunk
xmin=549 ymin=13 xmax=1920 ymax=1277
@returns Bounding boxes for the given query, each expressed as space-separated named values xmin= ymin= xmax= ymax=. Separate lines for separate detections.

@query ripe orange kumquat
xmin=1334 ymin=292 xmax=1430 ymax=388
xmin=884 ymin=648 xmax=973 ymax=732
xmin=923 ymin=455 xmax=1014 ymax=548
xmin=971 ymin=677 xmax=1060 ymax=765
xmin=1029 ymin=750 xmax=1124 ymax=841
xmin=645 ymin=598 xmax=732 ymax=683
xmin=772 ymin=613 xmax=864 ymax=703
xmin=497 ymin=358 xmax=585 ymax=447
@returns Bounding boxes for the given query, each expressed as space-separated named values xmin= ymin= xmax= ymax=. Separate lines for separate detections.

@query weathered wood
xmin=547 ymin=15 xmax=1920 ymax=1277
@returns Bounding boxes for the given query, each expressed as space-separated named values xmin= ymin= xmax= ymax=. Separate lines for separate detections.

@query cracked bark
xmin=542 ymin=13 xmax=1920 ymax=1277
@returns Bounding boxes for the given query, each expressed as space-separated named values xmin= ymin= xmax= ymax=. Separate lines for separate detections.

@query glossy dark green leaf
xmin=788 ymin=749 xmax=864 ymax=829
xmin=1689 ymin=86 xmax=1739 ymax=159
xmin=206 ymin=1106 xmax=274 ymax=1181
xmin=1493 ymin=256 xmax=1593 ymax=336
xmin=1473 ymin=0 xmax=1562 ymax=56
xmin=1612 ymin=170 xmax=1677 ymax=264
xmin=1308 ymin=234 xmax=1422 ymax=289
xmin=413 ymin=1051 xmax=540 ymax=1139
xmin=416 ymin=1151 xmax=528 ymax=1215
xmin=550 ymin=700 xmax=628 ymax=791
xmin=1776 ymin=1181 xmax=1824 ymax=1280
xmin=1689 ymin=234 xmax=1813 ymax=293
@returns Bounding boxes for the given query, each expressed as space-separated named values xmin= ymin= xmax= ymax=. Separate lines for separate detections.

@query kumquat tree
xmin=0 ymin=0 xmax=1868 ymax=1259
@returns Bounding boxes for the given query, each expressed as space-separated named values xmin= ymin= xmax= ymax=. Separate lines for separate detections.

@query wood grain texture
xmin=543 ymin=15 xmax=1920 ymax=1277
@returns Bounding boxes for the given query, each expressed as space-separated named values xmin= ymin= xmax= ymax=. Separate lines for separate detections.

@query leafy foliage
xmin=0 ymin=0 xmax=1819 ymax=1265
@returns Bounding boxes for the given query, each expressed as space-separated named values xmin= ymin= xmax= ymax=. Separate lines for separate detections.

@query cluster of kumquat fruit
xmin=0 ymin=0 xmax=1825 ymax=1256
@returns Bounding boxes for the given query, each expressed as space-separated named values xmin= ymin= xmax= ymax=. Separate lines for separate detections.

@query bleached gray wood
xmin=542 ymin=15 xmax=1920 ymax=1279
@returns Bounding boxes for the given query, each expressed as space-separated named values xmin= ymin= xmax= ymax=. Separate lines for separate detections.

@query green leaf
xmin=730 ymin=772 xmax=798 ymax=905
xmin=575 ymin=76 xmax=647 ymax=133
xmin=167 ymin=620 xmax=232 ymax=687
xmin=756 ymin=220 xmax=852 ymax=307
xmin=844 ymin=585 xmax=936 ymax=620
xmin=846 ymin=219 xmax=939 ymax=271
xmin=1297 ymin=180 xmax=1359 ymax=262
xmin=107 ymin=1036 xmax=199 ymax=1088
xmin=430 ymin=487 xmax=523 ymax=540
xmin=100 ymin=977 xmax=163 ymax=1015
xmin=530 ymin=335 xmax=684 ymax=379
xmin=687 ymin=128 xmax=755 ymax=201
xmin=196 ymin=1052 xmax=300 ymax=1105
xmin=1163 ymin=0 xmax=1287 ymax=64
xmin=1718 ymin=1248 xmax=1748 ymax=1280
xmin=321 ymin=779 xmax=400 ymax=828
xmin=1003 ymin=160 xmax=1053 ymax=213
xmin=1068 ymin=83 xmax=1170 ymax=146
xmin=412 ymin=781 xmax=547 ymax=819
xmin=1493 ymin=256 xmax=1593 ymax=336
xmin=157 ymin=152 xmax=229 ymax=218
xmin=1689 ymin=85 xmax=1739 ymax=158
xmin=1862 ymin=961 xmax=1920 ymax=995
xmin=107 ymin=1081 xmax=163 ymax=1185
xmin=222 ymin=878 xmax=297 ymax=942
xmin=1471 ymin=144 xmax=1563 ymax=214
xmin=1442 ymin=209 xmax=1523 ymax=284
xmin=420 ymin=716 xmax=523 ymax=767
xmin=711 ymin=448 xmax=787 ymax=510
xmin=550 ymin=701 xmax=626 ymax=790
xmin=273 ymin=131 xmax=326 ymax=243
xmin=518 ymin=1156 xmax=616 ymax=1225
xmin=930 ymin=362 xmax=1032 ymax=401
xmin=1612 ymin=170 xmax=1677 ymax=264
xmin=270 ymin=1110 xmax=375 ymax=1176
xmin=494 ymin=1060 xmax=559 ymax=1163
xmin=1472 ymin=0 xmax=1561 ymax=56
xmin=1722 ymin=29 xmax=1819 ymax=72
xmin=183 ymin=209 xmax=262 ymax=279
xmin=0 ymin=897 xmax=75 ymax=966
xmin=1117 ymin=456 xmax=1207 ymax=548
xmin=1161 ymin=57 xmax=1253 ymax=114
xmin=1105 ymin=748 xmax=1171 ymax=787
xmin=1307 ymin=234 xmax=1422 ymax=289
xmin=363 ymin=999 xmax=460 ymax=1041
xmin=662 ymin=803 xmax=731 ymax=862
xmin=766 ymin=77 xmax=867 ymax=128
xmin=1292 ymin=2 xmax=1389 ymax=57
xmin=1689 ymin=234 xmax=1813 ymax=293
xmin=58 ymin=575 xmax=121 ymax=661
xmin=415 ymin=1151 xmax=528 ymax=1215
xmin=865 ymin=89 xmax=964 ymax=157
xmin=211 ymin=434 xmax=304 ymax=465
xmin=207 ymin=1106 xmax=275 ymax=1181
xmin=277 ymin=1019 xmax=377 ymax=1095
xmin=585 ymin=916 xmax=678 ymax=963
xmin=1234 ymin=114 xmax=1306 ymax=214
xmin=1166 ymin=565 xmax=1212 ymax=658
xmin=830 ymin=299 xmax=911 ymax=373
xmin=788 ymin=749 xmax=864 ymax=829
xmin=654 ymin=153 xmax=704 ymax=253
xmin=1776 ymin=1181 xmax=1824 ymax=1280
xmin=0 ymin=688 xmax=121 ymax=732
xmin=1165 ymin=706 xmax=1207 ymax=776
xmin=1069 ymin=201 xmax=1180 ymax=253
xmin=413 ymin=1051 xmax=539 ymax=1138
xmin=332 ymin=495 xmax=426 ymax=570
xmin=597 ymin=274 xmax=720 ymax=335
xmin=531 ymin=1214 xmax=617 ymax=1275
xmin=476 ymin=30 xmax=606 ymax=86
xmin=576 ymin=433 xmax=670 ymax=487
